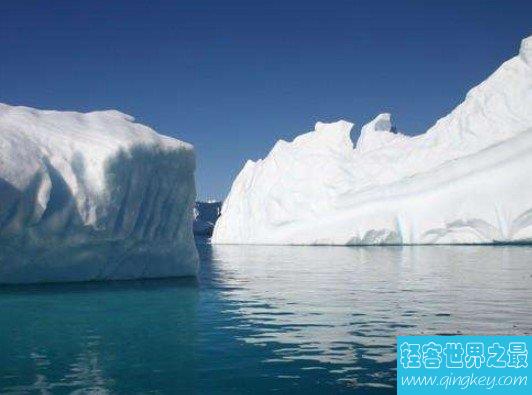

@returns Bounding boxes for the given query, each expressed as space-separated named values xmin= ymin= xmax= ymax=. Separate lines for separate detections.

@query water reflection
xmin=0 ymin=279 xmax=198 ymax=394
xmin=0 ymin=244 xmax=530 ymax=393
xmin=204 ymin=244 xmax=532 ymax=388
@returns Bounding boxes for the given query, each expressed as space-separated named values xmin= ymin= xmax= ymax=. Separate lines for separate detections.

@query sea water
xmin=0 ymin=241 xmax=531 ymax=394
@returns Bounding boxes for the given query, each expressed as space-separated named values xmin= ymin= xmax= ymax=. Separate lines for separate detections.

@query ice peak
xmin=314 ymin=120 xmax=353 ymax=134
xmin=356 ymin=113 xmax=399 ymax=153
xmin=369 ymin=113 xmax=392 ymax=132
xmin=308 ymin=120 xmax=354 ymax=150
xmin=520 ymin=35 xmax=532 ymax=65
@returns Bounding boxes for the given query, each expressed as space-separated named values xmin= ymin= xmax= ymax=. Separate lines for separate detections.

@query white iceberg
xmin=213 ymin=36 xmax=532 ymax=245
xmin=0 ymin=104 xmax=198 ymax=283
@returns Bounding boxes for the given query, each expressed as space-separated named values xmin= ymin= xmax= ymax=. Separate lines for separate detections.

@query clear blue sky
xmin=1 ymin=1 xmax=530 ymax=200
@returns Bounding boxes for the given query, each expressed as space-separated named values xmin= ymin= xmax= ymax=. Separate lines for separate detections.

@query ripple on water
xmin=0 ymin=243 xmax=530 ymax=393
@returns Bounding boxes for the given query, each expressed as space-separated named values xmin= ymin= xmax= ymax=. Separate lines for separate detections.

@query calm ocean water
xmin=1 ymin=241 xmax=531 ymax=394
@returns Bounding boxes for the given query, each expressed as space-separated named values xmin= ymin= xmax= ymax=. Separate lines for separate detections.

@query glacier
xmin=213 ymin=36 xmax=532 ymax=245
xmin=0 ymin=104 xmax=198 ymax=283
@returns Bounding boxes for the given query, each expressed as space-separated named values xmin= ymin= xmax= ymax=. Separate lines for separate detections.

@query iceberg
xmin=213 ymin=36 xmax=532 ymax=245
xmin=193 ymin=201 xmax=222 ymax=236
xmin=0 ymin=104 xmax=198 ymax=283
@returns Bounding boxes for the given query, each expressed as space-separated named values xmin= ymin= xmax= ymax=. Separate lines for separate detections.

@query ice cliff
xmin=0 ymin=104 xmax=198 ymax=283
xmin=213 ymin=36 xmax=532 ymax=245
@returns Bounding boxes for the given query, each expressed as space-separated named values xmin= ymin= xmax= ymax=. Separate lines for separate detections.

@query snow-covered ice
xmin=0 ymin=104 xmax=198 ymax=283
xmin=213 ymin=36 xmax=532 ymax=245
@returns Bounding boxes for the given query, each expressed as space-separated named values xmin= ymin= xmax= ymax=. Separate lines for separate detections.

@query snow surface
xmin=213 ymin=36 xmax=532 ymax=245
xmin=0 ymin=104 xmax=198 ymax=283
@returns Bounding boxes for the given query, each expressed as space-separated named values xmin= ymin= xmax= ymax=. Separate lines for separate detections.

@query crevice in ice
xmin=41 ymin=159 xmax=75 ymax=221
xmin=0 ymin=172 xmax=48 ymax=233
xmin=0 ymin=178 xmax=22 ymax=231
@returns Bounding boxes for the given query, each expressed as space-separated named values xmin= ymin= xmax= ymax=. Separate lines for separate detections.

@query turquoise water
xmin=1 ymin=241 xmax=531 ymax=394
